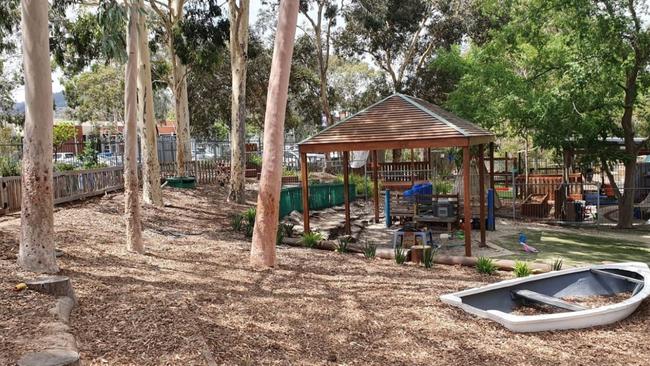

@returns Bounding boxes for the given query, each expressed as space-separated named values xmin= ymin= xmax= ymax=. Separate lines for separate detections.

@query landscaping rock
xmin=26 ymin=276 xmax=76 ymax=304
xmin=17 ymin=349 xmax=80 ymax=366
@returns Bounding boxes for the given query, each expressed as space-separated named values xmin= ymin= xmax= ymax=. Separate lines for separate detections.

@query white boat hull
xmin=441 ymin=262 xmax=650 ymax=332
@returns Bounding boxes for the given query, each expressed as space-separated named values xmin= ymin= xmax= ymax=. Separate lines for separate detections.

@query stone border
xmin=17 ymin=276 xmax=80 ymax=366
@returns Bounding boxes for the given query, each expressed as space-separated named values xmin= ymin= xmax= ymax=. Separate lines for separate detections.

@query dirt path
xmin=1 ymin=186 xmax=649 ymax=365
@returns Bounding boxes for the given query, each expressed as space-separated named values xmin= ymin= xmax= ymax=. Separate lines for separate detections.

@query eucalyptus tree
xmin=52 ymin=0 xmax=163 ymax=206
xmin=336 ymin=0 xmax=466 ymax=160
xmin=18 ymin=0 xmax=58 ymax=272
xmin=251 ymin=0 xmax=300 ymax=268
xmin=124 ymin=0 xmax=144 ymax=253
xmin=227 ymin=0 xmax=250 ymax=204
xmin=0 ymin=1 xmax=22 ymax=126
xmin=137 ymin=0 xmax=163 ymax=206
xmin=299 ymin=0 xmax=338 ymax=127
xmin=148 ymin=1 xmax=228 ymax=176
xmin=149 ymin=0 xmax=191 ymax=176
xmin=336 ymin=0 xmax=466 ymax=93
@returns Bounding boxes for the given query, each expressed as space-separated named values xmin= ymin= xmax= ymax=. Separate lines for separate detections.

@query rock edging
xmin=17 ymin=276 xmax=80 ymax=366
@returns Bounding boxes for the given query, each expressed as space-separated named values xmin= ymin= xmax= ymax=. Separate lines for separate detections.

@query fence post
xmin=512 ymin=164 xmax=517 ymax=220
xmin=596 ymin=182 xmax=600 ymax=227
xmin=385 ymin=189 xmax=391 ymax=227
xmin=487 ymin=188 xmax=495 ymax=231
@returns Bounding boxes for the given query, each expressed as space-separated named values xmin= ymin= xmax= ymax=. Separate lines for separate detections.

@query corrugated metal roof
xmin=298 ymin=94 xmax=494 ymax=152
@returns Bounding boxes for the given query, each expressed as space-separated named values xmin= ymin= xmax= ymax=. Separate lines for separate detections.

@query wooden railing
xmin=379 ymin=161 xmax=430 ymax=182
xmin=1 ymin=166 xmax=125 ymax=215
xmin=160 ymin=160 xmax=231 ymax=184
xmin=0 ymin=175 xmax=20 ymax=214
xmin=159 ymin=160 xmax=261 ymax=184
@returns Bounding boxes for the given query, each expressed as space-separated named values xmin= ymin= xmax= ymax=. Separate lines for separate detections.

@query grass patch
xmin=496 ymin=230 xmax=650 ymax=267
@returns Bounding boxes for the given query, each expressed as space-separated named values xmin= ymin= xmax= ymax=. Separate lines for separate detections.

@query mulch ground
xmin=1 ymin=185 xmax=649 ymax=366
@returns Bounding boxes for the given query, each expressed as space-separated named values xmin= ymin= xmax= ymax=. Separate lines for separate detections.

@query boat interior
xmin=460 ymin=268 xmax=644 ymax=313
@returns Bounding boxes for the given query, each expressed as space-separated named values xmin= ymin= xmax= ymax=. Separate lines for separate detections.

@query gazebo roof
xmin=298 ymin=93 xmax=494 ymax=153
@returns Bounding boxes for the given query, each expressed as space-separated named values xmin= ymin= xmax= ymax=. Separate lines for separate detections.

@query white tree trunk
xmin=250 ymin=0 xmax=299 ymax=268
xmin=18 ymin=0 xmax=58 ymax=273
xmin=124 ymin=1 xmax=144 ymax=254
xmin=227 ymin=0 xmax=250 ymax=204
xmin=137 ymin=0 xmax=163 ymax=206
xmin=170 ymin=0 xmax=190 ymax=176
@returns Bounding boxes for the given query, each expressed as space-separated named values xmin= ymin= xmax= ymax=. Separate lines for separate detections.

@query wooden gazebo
xmin=298 ymin=94 xmax=495 ymax=257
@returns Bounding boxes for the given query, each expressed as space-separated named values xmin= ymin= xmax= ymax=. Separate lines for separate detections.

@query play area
xmin=4 ymin=1 xmax=650 ymax=364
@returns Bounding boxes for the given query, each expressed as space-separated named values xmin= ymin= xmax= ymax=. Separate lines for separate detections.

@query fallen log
xmin=282 ymin=238 xmax=551 ymax=273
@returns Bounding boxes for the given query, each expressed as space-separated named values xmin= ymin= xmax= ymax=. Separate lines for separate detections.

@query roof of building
xmin=298 ymin=94 xmax=494 ymax=153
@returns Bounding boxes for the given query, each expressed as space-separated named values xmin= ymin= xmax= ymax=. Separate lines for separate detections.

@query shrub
xmin=514 ymin=261 xmax=533 ymax=277
xmin=281 ymin=223 xmax=295 ymax=238
xmin=363 ymin=241 xmax=376 ymax=259
xmin=335 ymin=236 xmax=349 ymax=253
xmin=301 ymin=231 xmax=322 ymax=248
xmin=283 ymin=167 xmax=298 ymax=177
xmin=248 ymin=153 xmax=262 ymax=168
xmin=434 ymin=181 xmax=453 ymax=194
xmin=54 ymin=162 xmax=76 ymax=172
xmin=80 ymin=140 xmax=99 ymax=169
xmin=476 ymin=256 xmax=497 ymax=275
xmin=243 ymin=207 xmax=256 ymax=227
xmin=0 ymin=157 xmax=20 ymax=176
xmin=230 ymin=213 xmax=244 ymax=232
xmin=276 ymin=225 xmax=285 ymax=245
xmin=394 ymin=245 xmax=407 ymax=265
xmin=551 ymin=258 xmax=563 ymax=271
xmin=423 ymin=247 xmax=437 ymax=269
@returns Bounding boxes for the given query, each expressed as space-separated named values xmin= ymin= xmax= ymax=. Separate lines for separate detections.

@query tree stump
xmin=410 ymin=245 xmax=433 ymax=264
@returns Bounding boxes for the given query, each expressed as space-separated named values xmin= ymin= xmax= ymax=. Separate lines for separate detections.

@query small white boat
xmin=440 ymin=262 xmax=650 ymax=332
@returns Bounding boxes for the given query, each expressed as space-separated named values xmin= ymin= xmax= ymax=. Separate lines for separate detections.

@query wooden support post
xmin=489 ymin=142 xmax=495 ymax=190
xmin=463 ymin=146 xmax=472 ymax=257
xmin=372 ymin=150 xmax=380 ymax=223
xmin=410 ymin=149 xmax=416 ymax=185
xmin=343 ymin=151 xmax=351 ymax=235
xmin=300 ymin=152 xmax=310 ymax=233
xmin=479 ymin=144 xmax=487 ymax=247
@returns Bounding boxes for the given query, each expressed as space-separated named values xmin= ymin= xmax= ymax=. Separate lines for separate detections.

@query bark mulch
xmin=1 ymin=186 xmax=649 ymax=365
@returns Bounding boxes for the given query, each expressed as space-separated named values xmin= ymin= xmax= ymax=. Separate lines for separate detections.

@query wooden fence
xmin=1 ymin=161 xmax=294 ymax=216
xmin=160 ymin=160 xmax=231 ymax=185
xmin=159 ymin=160 xmax=260 ymax=184
xmin=515 ymin=174 xmax=583 ymax=201
xmin=1 ymin=166 xmax=124 ymax=215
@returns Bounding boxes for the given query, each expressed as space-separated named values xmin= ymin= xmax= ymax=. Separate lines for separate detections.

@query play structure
xmin=298 ymin=93 xmax=495 ymax=257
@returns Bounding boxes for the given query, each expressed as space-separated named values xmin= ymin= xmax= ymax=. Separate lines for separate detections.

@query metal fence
xmin=494 ymin=181 xmax=650 ymax=227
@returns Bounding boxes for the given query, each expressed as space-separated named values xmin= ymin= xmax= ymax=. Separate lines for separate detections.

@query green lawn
xmin=495 ymin=230 xmax=650 ymax=267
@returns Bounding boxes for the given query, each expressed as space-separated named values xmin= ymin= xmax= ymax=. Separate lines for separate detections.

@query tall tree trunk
xmin=18 ymin=0 xmax=58 ymax=273
xmin=250 ymin=0 xmax=299 ymax=268
xmin=616 ymin=64 xmax=641 ymax=229
xmin=137 ymin=0 xmax=163 ymax=206
xmin=227 ymin=0 xmax=250 ymax=204
xmin=617 ymin=159 xmax=637 ymax=228
xmin=170 ymin=0 xmax=190 ymax=176
xmin=124 ymin=1 xmax=144 ymax=253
